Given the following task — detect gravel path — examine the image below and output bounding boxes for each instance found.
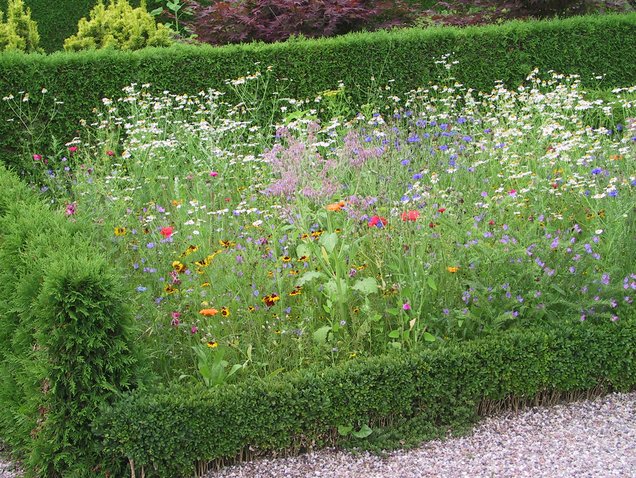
[0,449,20,478]
[207,391,636,478]
[1,391,635,478]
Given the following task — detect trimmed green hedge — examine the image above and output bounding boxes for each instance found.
[0,165,142,477]
[1,13,636,171]
[97,318,636,478]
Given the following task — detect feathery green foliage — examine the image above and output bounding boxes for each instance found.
[0,0,41,52]
[63,0,173,51]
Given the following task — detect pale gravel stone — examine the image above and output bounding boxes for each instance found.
[207,391,636,478]
[0,448,21,478]
[1,391,634,477]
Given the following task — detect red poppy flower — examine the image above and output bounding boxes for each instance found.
[402,210,420,221]
[438,208,446,213]
[368,215,387,228]
[160,226,174,238]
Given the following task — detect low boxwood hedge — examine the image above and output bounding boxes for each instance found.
[96,317,636,478]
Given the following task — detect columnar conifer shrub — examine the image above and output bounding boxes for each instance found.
[64,0,174,51]
[182,0,415,45]
[0,165,142,477]
[0,0,41,52]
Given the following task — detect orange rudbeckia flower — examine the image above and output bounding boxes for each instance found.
[326,200,346,211]
[199,308,219,316]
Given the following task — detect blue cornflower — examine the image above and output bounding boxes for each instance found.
[591,167,602,175]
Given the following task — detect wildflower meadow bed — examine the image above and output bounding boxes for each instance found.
[1,64,635,476]
[43,69,636,376]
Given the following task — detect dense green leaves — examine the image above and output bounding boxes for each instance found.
[0,165,142,477]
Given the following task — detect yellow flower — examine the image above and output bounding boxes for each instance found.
[220,307,230,317]
[114,227,127,236]
[262,294,280,307]
[181,244,199,257]
[206,341,218,348]
[172,261,186,273]
[447,266,460,273]
[164,284,178,294]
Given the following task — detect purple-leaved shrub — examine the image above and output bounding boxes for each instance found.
[182,0,415,45]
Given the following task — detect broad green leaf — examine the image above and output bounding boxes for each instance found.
[427,276,437,291]
[324,278,348,303]
[423,332,436,342]
[386,308,400,316]
[226,364,243,379]
[320,232,338,253]
[352,424,373,438]
[296,243,311,259]
[337,425,353,436]
[388,329,400,339]
[356,320,371,341]
[352,277,378,296]
[313,325,332,344]
[296,270,325,286]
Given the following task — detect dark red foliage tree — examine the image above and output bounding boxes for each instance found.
[182,0,416,45]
